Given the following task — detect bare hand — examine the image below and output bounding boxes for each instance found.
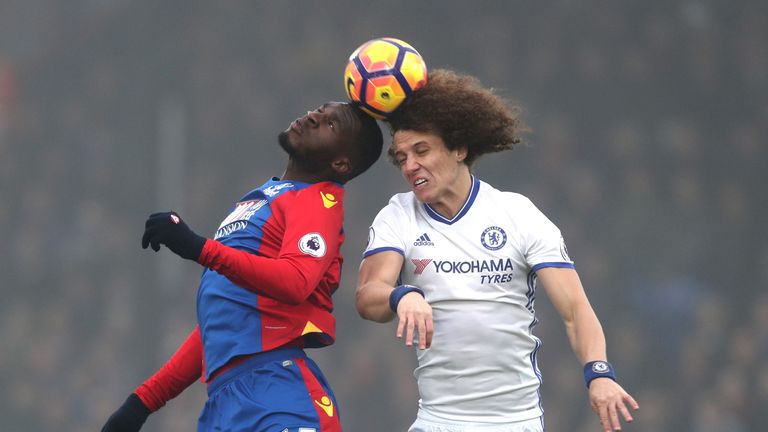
[589,378,639,431]
[395,292,433,349]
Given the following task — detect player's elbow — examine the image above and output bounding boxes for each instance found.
[356,306,388,323]
[251,274,312,305]
[275,285,314,305]
[269,261,319,305]
[354,300,375,321]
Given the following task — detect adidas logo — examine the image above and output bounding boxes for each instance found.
[413,233,435,247]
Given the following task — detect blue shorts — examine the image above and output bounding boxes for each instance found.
[198,347,341,432]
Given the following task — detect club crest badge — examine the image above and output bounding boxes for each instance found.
[480,226,507,251]
[592,361,610,373]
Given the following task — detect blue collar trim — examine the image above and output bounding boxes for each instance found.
[423,176,480,225]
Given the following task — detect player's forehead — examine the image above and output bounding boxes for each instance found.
[391,130,444,153]
[319,101,345,111]
[321,101,360,133]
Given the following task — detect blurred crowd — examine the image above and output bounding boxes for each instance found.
[0,1,766,431]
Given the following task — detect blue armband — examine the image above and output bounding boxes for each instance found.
[583,360,617,388]
[388,285,425,313]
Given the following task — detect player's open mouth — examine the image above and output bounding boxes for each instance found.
[414,178,427,188]
[291,119,302,133]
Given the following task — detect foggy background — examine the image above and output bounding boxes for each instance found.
[1,1,766,431]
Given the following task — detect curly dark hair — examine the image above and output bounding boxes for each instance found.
[386,69,526,167]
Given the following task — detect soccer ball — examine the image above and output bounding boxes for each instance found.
[344,37,428,120]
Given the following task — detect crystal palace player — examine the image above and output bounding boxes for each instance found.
[102,102,382,432]
[356,70,638,432]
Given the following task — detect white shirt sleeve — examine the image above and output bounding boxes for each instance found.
[519,196,574,269]
[363,198,407,258]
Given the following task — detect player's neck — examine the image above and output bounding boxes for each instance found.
[281,170,325,184]
[281,161,335,184]
[429,171,473,219]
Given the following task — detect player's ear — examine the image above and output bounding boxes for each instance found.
[455,146,468,162]
[331,157,351,176]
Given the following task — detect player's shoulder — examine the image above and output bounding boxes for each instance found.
[371,190,417,222]
[387,190,421,214]
[478,179,535,209]
[300,181,344,198]
[387,190,417,207]
[276,181,345,213]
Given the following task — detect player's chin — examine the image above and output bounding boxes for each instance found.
[413,188,434,204]
[278,131,298,155]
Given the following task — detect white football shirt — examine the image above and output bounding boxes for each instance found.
[364,177,574,424]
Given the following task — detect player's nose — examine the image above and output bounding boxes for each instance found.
[305,111,324,128]
[402,157,420,173]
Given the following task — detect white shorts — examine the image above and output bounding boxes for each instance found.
[408,414,544,432]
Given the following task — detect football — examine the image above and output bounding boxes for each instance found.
[344,37,428,120]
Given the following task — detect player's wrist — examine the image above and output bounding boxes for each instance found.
[185,234,207,261]
[583,360,617,388]
[101,393,151,432]
[125,393,151,419]
[388,285,425,312]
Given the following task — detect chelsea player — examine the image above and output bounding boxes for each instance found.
[356,70,639,432]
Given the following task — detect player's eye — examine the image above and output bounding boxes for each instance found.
[328,121,335,130]
[413,143,430,155]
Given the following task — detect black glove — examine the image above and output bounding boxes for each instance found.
[101,393,151,432]
[141,211,206,261]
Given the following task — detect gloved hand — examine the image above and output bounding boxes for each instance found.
[141,211,206,261]
[101,393,151,432]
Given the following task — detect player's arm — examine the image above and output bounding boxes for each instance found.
[102,327,203,432]
[134,326,204,410]
[200,187,343,304]
[537,267,639,432]
[141,193,342,305]
[537,267,605,363]
[356,251,404,322]
[356,251,433,348]
[198,239,335,305]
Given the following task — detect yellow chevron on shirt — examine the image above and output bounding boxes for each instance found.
[302,321,323,335]
[314,395,334,417]
[320,192,338,208]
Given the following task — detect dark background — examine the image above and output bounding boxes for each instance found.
[1,1,766,431]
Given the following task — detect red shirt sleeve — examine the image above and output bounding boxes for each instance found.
[197,183,344,305]
[134,326,204,412]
